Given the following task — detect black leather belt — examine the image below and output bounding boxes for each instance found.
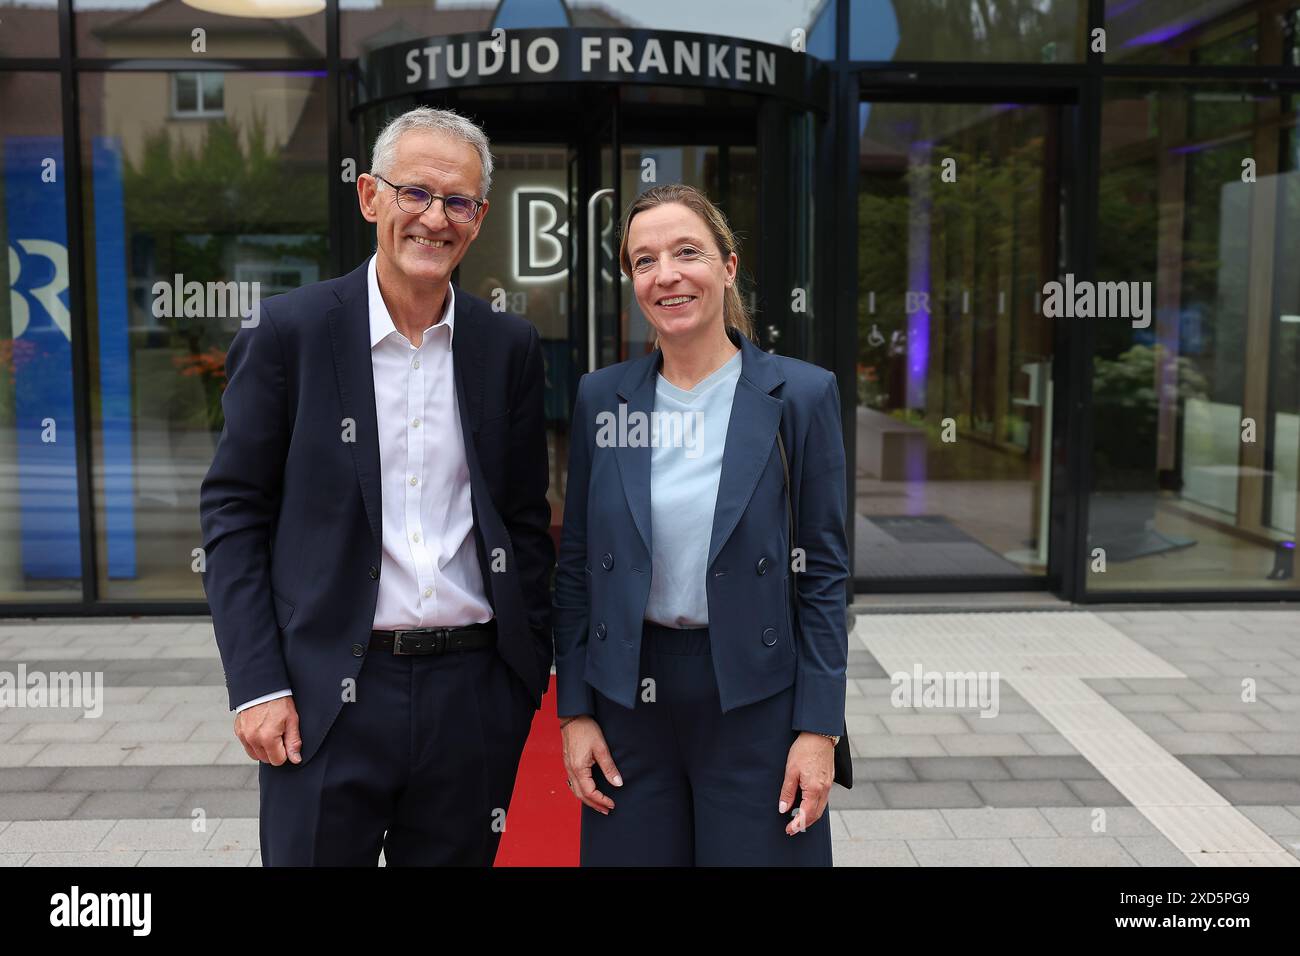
[370,620,497,655]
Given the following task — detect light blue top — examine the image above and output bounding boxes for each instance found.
[645,349,743,628]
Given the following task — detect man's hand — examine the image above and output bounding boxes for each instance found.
[234,697,302,765]
[779,732,835,836]
[560,716,622,814]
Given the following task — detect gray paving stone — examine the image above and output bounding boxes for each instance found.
[1177,755,1242,779]
[1234,733,1300,755]
[13,722,110,744]
[1250,713,1300,732]
[909,757,1010,781]
[139,849,255,866]
[206,818,259,851]
[1119,678,1202,694]
[831,839,917,867]
[849,758,916,782]
[1207,780,1300,805]
[1195,677,1283,696]
[827,782,885,810]
[98,818,223,851]
[1168,712,1266,733]
[103,721,200,743]
[1001,756,1101,780]
[23,851,144,867]
[907,838,1028,866]
[0,820,114,852]
[1181,694,1271,712]
[939,808,1056,839]
[1221,755,1300,779]
[121,743,225,766]
[72,790,188,820]
[1150,732,1257,755]
[0,854,30,866]
[1238,806,1300,836]
[963,713,1055,734]
[839,809,954,840]
[877,782,984,809]
[1124,712,1183,734]
[938,734,1036,757]
[148,766,255,791]
[181,789,261,818]
[1023,734,1079,756]
[881,714,970,735]
[826,810,850,840]
[1040,807,1160,837]
[51,766,161,791]
[1012,837,1140,866]
[845,714,886,735]
[1117,836,1194,866]
[1108,695,1192,713]
[0,792,88,820]
[0,768,61,792]
[971,780,1082,807]
[1063,779,1131,806]
[851,734,946,758]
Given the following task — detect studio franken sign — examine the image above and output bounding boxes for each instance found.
[358,28,826,110]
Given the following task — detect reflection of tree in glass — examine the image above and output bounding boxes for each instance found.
[120,114,327,431]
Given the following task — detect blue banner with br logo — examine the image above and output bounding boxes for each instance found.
[5,135,136,581]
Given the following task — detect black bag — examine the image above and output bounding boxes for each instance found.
[776,429,853,790]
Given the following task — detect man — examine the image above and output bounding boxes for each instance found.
[199,107,554,866]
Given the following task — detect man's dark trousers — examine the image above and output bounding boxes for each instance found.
[259,641,535,866]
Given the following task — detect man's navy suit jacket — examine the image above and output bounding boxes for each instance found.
[199,258,555,764]
[552,328,850,737]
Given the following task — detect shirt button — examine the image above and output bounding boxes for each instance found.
[368,566,378,579]
[423,587,432,598]
[410,476,418,486]
[412,532,420,542]
[411,418,421,428]
[413,359,420,369]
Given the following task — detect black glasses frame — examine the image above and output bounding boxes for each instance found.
[373,175,483,222]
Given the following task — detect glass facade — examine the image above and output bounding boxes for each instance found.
[1,0,1297,610]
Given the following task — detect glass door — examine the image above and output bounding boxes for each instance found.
[852,97,1067,588]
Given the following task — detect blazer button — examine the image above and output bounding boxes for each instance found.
[756,556,770,575]
[601,553,614,570]
[368,566,379,579]
[761,627,778,646]
[595,622,607,640]
[351,643,365,657]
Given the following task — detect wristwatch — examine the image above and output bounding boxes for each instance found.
[819,733,841,746]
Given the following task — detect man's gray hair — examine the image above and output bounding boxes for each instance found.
[369,106,494,199]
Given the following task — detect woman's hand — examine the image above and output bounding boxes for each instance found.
[779,732,835,835]
[560,716,623,815]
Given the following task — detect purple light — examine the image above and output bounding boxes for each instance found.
[1123,21,1204,48]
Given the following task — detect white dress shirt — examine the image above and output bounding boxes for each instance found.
[235,255,493,713]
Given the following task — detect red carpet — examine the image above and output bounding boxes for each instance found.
[494,674,580,866]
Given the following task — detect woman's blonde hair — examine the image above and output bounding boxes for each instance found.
[616,183,755,344]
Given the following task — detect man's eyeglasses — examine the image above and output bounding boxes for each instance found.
[374,175,483,222]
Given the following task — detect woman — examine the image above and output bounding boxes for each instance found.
[552,183,849,866]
